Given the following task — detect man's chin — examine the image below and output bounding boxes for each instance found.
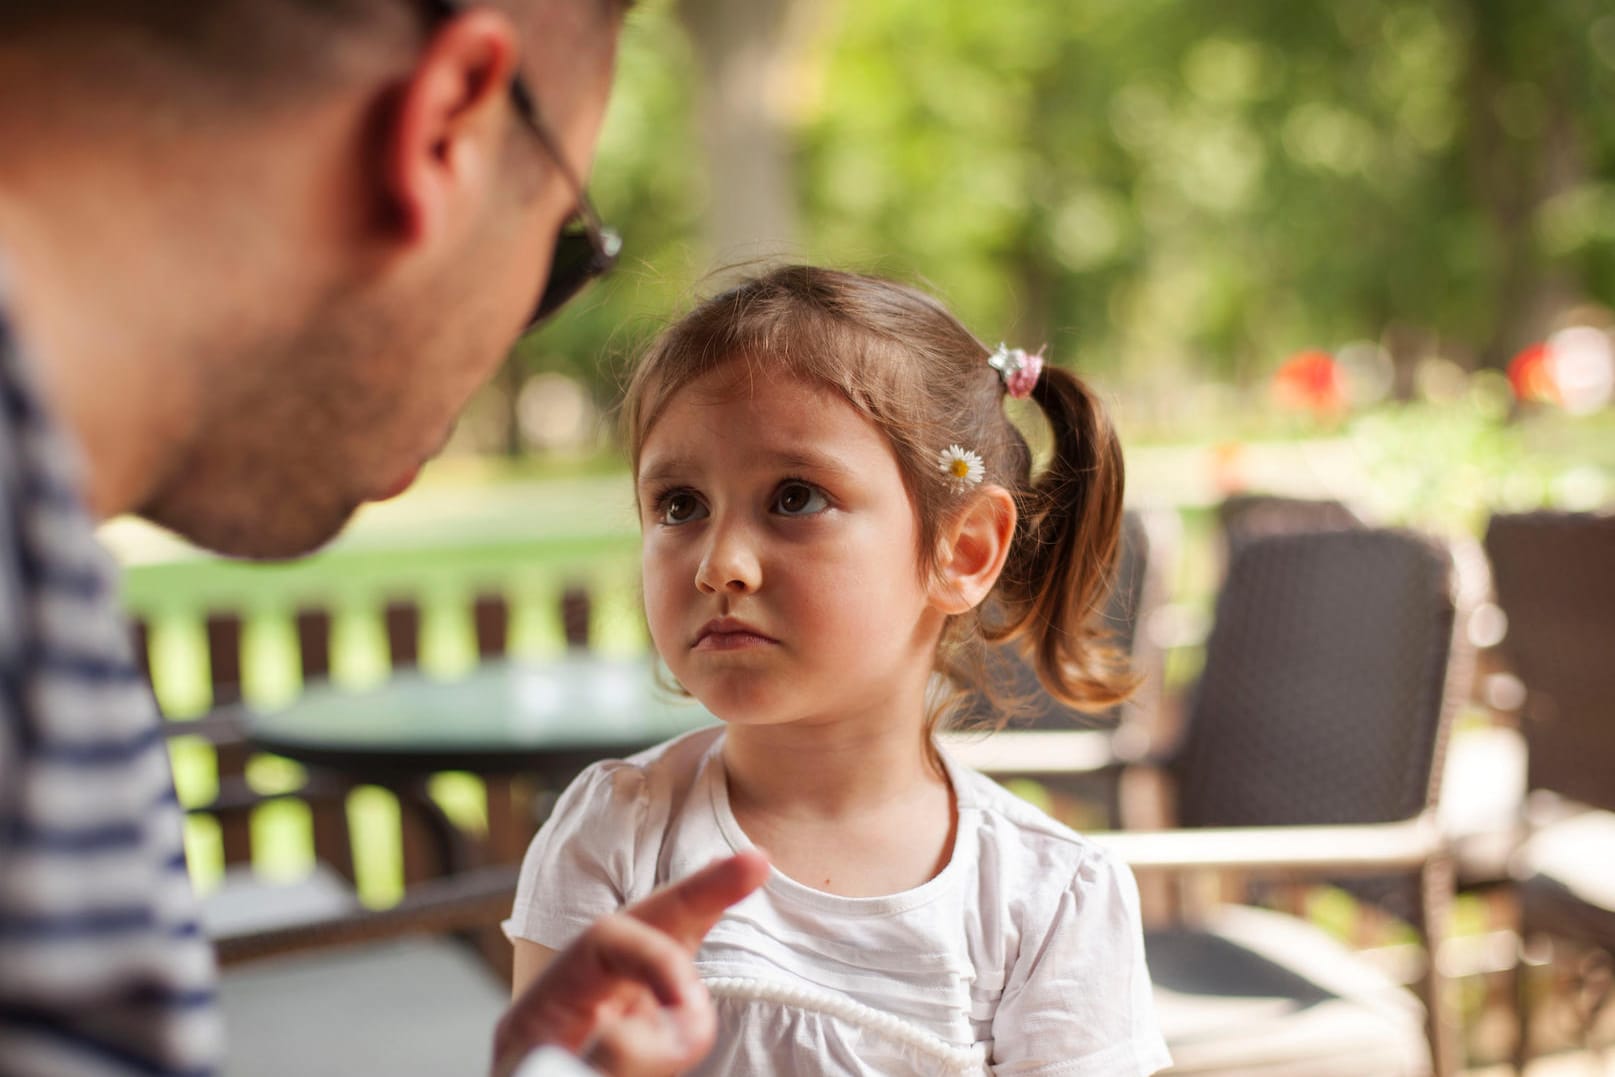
[138,493,360,561]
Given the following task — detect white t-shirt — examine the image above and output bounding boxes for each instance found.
[505,727,1170,1076]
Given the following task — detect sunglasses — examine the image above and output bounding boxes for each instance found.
[422,0,622,329]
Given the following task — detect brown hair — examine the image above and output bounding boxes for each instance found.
[624,265,1133,730]
[0,0,622,112]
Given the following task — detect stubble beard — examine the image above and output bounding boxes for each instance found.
[137,405,365,560]
[135,307,392,560]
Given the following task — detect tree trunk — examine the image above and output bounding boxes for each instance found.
[1456,0,1583,369]
[675,0,802,274]
[499,357,523,459]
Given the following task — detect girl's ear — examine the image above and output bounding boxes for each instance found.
[929,485,1017,615]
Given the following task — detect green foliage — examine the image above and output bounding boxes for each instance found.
[507,3,707,399]
[801,0,1615,384]
[1350,399,1615,534]
[509,1,1615,422]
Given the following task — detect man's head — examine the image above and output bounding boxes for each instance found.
[0,0,624,556]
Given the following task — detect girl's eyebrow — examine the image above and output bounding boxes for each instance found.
[764,448,857,477]
[637,447,855,490]
[636,458,686,490]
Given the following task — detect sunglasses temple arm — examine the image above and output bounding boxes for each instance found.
[508,79,611,241]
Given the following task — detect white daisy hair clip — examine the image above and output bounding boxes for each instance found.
[937,444,985,491]
[988,342,1046,400]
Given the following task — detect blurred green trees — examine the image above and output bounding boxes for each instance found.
[500,0,1615,443]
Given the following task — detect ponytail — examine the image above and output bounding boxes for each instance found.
[992,366,1135,713]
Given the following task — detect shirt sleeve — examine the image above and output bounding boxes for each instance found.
[0,302,222,1076]
[989,849,1171,1077]
[503,759,651,950]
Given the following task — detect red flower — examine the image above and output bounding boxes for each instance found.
[1272,350,1346,417]
[1507,343,1557,404]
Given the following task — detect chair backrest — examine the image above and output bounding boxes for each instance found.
[1174,528,1470,830]
[957,507,1178,730]
[473,592,510,657]
[1216,494,1365,574]
[205,612,246,706]
[384,600,422,670]
[134,608,357,877]
[136,588,584,918]
[1484,510,1615,814]
[1102,508,1167,669]
[201,611,254,866]
[295,608,334,680]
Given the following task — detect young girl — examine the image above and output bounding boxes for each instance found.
[505,266,1169,1075]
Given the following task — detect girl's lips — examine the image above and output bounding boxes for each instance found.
[694,618,777,651]
[694,630,777,652]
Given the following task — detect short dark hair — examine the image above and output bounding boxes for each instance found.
[2,0,624,106]
[0,1,407,103]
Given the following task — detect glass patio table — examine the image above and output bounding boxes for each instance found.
[245,656,718,788]
[243,656,1130,867]
[243,655,1121,841]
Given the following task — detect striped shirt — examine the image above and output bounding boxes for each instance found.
[0,276,221,1074]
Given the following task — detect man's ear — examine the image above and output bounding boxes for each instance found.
[383,9,522,243]
[929,485,1016,616]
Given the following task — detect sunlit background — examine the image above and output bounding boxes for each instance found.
[106,5,1614,1046]
[472,0,1613,522]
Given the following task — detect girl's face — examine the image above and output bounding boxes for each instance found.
[636,364,950,731]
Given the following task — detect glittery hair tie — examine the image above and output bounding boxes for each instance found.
[988,343,1045,400]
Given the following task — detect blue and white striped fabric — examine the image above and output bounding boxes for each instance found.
[0,280,221,1074]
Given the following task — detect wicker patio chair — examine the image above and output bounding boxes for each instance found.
[135,597,526,1076]
[1215,492,1366,569]
[1090,527,1483,1076]
[1484,510,1615,1068]
[137,605,482,944]
[1214,494,1479,917]
[202,585,598,965]
[210,586,617,1074]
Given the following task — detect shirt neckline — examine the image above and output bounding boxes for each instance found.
[702,733,972,917]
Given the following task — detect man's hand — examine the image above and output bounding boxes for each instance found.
[493,851,770,1077]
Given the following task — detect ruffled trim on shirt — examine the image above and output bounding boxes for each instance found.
[705,976,987,1072]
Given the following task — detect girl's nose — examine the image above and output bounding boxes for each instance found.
[696,524,761,595]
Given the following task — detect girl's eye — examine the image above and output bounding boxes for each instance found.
[659,491,707,525]
[773,481,829,517]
